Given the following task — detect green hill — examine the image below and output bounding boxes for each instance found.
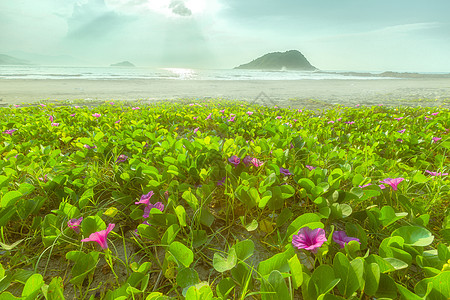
[235,50,317,71]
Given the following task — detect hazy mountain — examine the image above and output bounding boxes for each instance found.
[235,50,317,71]
[0,54,31,65]
[5,51,88,66]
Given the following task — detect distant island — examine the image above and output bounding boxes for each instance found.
[0,54,30,65]
[110,61,135,67]
[235,50,317,71]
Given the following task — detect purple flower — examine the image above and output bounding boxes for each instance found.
[242,156,253,166]
[194,127,199,134]
[49,115,54,122]
[394,117,403,121]
[116,154,128,163]
[81,223,115,249]
[425,170,448,176]
[306,165,315,171]
[432,137,441,143]
[379,184,386,190]
[431,112,438,116]
[396,139,403,143]
[380,177,404,191]
[135,191,155,206]
[228,116,235,122]
[344,121,355,124]
[359,183,372,188]
[280,167,292,176]
[217,177,226,186]
[333,231,360,248]
[68,217,83,233]
[292,227,327,253]
[206,113,212,120]
[143,202,165,218]
[398,129,405,133]
[38,175,48,183]
[3,129,17,135]
[70,113,76,117]
[51,123,60,127]
[425,116,432,121]
[228,155,240,166]
[92,113,101,118]
[115,119,121,123]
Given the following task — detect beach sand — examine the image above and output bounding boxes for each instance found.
[0,78,449,109]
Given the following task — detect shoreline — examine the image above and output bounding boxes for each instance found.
[0,78,449,109]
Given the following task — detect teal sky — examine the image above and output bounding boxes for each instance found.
[1,0,449,71]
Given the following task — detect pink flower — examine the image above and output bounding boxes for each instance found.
[398,129,406,133]
[306,165,315,171]
[92,113,101,118]
[432,137,441,143]
[280,167,292,176]
[40,104,46,107]
[337,118,342,122]
[394,117,403,121]
[425,170,448,176]
[293,119,298,122]
[276,116,282,120]
[217,177,226,186]
[425,116,432,121]
[298,109,302,113]
[247,111,253,116]
[251,158,264,167]
[193,116,198,120]
[333,231,360,248]
[206,113,212,120]
[220,109,225,113]
[116,154,128,163]
[228,155,240,166]
[81,223,115,249]
[345,121,355,124]
[380,177,404,191]
[51,123,60,126]
[328,121,335,124]
[132,107,140,110]
[110,102,114,105]
[3,129,17,135]
[38,175,48,182]
[397,139,403,143]
[228,116,235,122]
[115,120,121,123]
[135,191,155,206]
[292,227,327,253]
[431,112,438,116]
[194,127,199,134]
[14,104,20,108]
[359,183,372,188]
[356,104,360,107]
[70,113,76,117]
[75,106,80,108]
[379,184,386,190]
[143,202,165,218]
[68,217,83,233]
[49,115,54,122]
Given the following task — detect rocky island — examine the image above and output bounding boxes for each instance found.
[0,54,30,65]
[110,61,135,67]
[235,50,317,71]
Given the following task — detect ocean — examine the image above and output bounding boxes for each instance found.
[0,65,389,80]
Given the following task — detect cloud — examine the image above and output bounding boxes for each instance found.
[169,1,192,17]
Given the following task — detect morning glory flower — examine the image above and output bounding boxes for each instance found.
[194,127,199,134]
[143,202,165,218]
[115,119,121,123]
[116,154,128,163]
[380,177,404,191]
[359,183,372,188]
[328,121,335,124]
[135,191,155,206]
[242,156,253,166]
[431,112,438,116]
[206,113,212,120]
[49,115,54,122]
[292,227,327,253]
[397,139,403,143]
[92,113,101,118]
[38,175,48,182]
[425,116,432,121]
[81,223,115,250]
[14,104,20,108]
[251,158,264,167]
[228,116,235,122]
[132,107,140,110]
[425,170,448,176]
[394,117,403,121]
[228,155,240,166]
[280,167,292,176]
[67,217,83,233]
[398,129,406,133]
[3,129,17,135]
[306,165,316,171]
[217,177,226,186]
[333,231,360,248]
[432,137,441,143]
[247,111,253,116]
[276,116,282,119]
[344,121,355,124]
[51,123,60,126]
[70,113,76,117]
[220,109,225,113]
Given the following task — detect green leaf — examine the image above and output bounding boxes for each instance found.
[174,205,187,227]
[375,273,397,299]
[216,278,235,299]
[176,268,199,289]
[310,265,340,296]
[415,271,450,299]
[47,276,65,300]
[288,254,303,289]
[232,240,254,261]
[364,262,380,296]
[413,172,428,183]
[265,270,290,300]
[396,283,423,300]
[79,188,94,209]
[379,206,408,227]
[22,273,44,299]
[81,215,106,237]
[182,190,198,210]
[213,248,237,273]
[333,252,360,298]
[1,191,22,208]
[391,226,434,247]
[258,247,294,277]
[169,241,193,268]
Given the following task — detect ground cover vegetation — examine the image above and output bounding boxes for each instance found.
[0,99,449,299]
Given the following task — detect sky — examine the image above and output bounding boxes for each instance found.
[1,0,449,71]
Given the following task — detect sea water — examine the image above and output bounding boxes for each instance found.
[0,65,388,80]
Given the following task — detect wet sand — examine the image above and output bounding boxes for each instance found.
[0,78,449,109]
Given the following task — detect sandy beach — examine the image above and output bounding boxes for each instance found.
[0,78,449,109]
